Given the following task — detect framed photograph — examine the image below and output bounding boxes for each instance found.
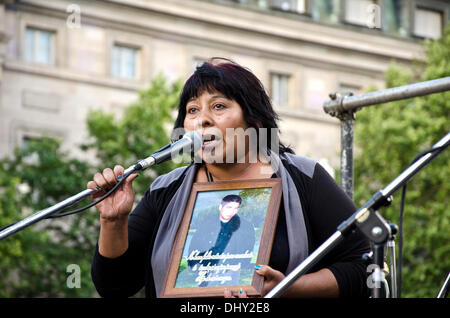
[161,178,282,298]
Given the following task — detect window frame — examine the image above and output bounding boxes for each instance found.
[11,123,65,155]
[110,42,140,80]
[410,0,447,39]
[342,0,381,29]
[23,26,57,66]
[269,71,291,108]
[268,0,312,16]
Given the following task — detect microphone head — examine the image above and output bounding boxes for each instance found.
[184,130,203,152]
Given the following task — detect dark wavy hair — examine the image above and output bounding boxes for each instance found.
[172,57,294,154]
[221,194,242,206]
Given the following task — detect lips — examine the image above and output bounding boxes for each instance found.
[201,133,221,150]
[202,134,216,144]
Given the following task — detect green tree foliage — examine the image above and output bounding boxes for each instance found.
[0,137,94,297]
[82,74,183,198]
[0,75,182,296]
[353,29,450,297]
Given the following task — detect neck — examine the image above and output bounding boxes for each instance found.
[206,161,254,181]
[204,152,273,181]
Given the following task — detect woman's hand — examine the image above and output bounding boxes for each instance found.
[223,265,285,298]
[87,165,138,223]
[224,288,248,298]
[223,265,339,298]
[255,265,286,296]
[256,265,339,298]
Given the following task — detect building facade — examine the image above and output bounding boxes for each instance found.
[0,0,447,174]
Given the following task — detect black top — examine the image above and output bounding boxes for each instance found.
[186,214,256,287]
[91,160,370,298]
[188,214,255,267]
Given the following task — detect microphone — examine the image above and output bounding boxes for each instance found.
[136,130,203,170]
[0,130,203,241]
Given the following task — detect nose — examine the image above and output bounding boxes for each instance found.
[195,109,213,130]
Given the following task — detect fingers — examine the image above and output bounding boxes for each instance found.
[224,288,233,298]
[238,288,248,298]
[87,180,98,192]
[255,265,280,280]
[87,166,120,192]
[113,165,139,185]
[93,171,109,191]
[87,165,139,200]
[103,167,117,188]
[255,265,271,277]
[113,165,124,179]
[222,266,281,299]
[224,288,247,298]
[255,265,286,296]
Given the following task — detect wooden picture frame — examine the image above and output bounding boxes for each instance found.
[161,178,282,298]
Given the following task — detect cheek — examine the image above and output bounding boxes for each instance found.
[220,114,249,140]
[183,117,195,131]
[225,208,235,215]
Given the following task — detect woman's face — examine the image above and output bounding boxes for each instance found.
[183,90,250,164]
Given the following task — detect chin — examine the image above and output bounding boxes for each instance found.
[199,148,227,164]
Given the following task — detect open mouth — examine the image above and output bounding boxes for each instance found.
[202,134,219,146]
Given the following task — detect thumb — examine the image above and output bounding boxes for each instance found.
[125,172,139,184]
[255,265,277,279]
[121,173,138,194]
[255,265,286,296]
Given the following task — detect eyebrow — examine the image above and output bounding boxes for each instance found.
[211,95,228,100]
[188,95,229,102]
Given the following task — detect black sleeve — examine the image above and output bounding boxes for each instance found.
[307,164,370,298]
[91,188,159,298]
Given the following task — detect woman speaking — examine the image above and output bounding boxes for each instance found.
[89,58,370,298]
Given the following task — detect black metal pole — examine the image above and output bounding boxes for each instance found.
[340,112,355,199]
[324,77,450,199]
[265,133,449,298]
[323,77,450,115]
[371,243,385,298]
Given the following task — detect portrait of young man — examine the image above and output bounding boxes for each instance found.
[185,194,256,287]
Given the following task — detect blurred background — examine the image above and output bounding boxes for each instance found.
[0,0,448,298]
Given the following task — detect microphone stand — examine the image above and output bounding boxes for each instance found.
[387,224,398,298]
[265,132,449,298]
[0,157,156,241]
[0,130,202,241]
[437,272,450,298]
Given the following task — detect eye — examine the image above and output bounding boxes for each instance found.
[213,103,226,110]
[187,106,198,114]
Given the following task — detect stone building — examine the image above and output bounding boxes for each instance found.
[0,0,447,175]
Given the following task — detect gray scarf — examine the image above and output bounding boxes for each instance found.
[151,152,314,297]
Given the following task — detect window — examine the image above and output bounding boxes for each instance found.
[24,27,55,65]
[383,0,407,37]
[311,0,339,24]
[269,0,307,14]
[344,0,380,28]
[270,73,290,107]
[21,135,41,150]
[111,44,139,79]
[20,135,43,166]
[413,7,443,39]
